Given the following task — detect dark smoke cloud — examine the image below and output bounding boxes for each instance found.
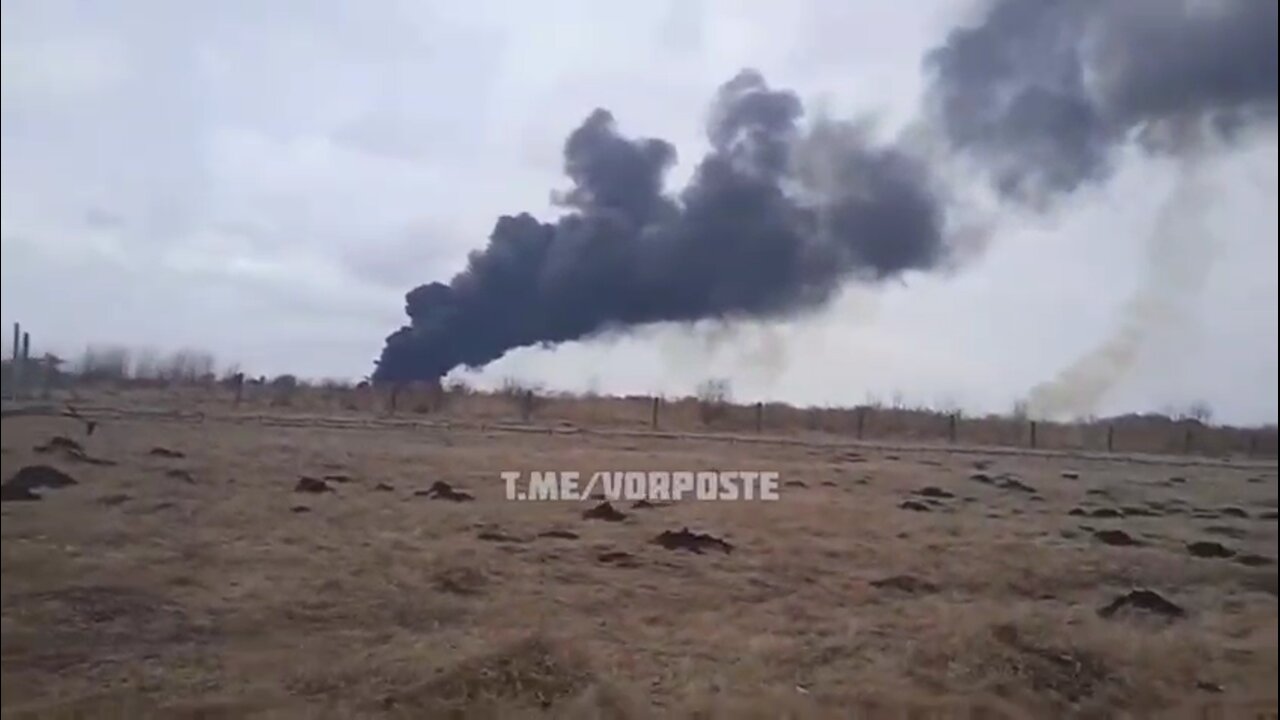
[925,0,1277,204]
[374,70,945,382]
[375,1,1278,382]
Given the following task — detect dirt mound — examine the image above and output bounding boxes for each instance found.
[1168,476,1187,484]
[997,475,1037,493]
[870,575,939,594]
[34,436,83,454]
[597,551,640,567]
[652,528,733,554]
[1098,590,1185,620]
[969,472,1035,493]
[290,505,311,513]
[417,481,474,502]
[34,436,115,466]
[899,500,932,512]
[1187,541,1235,559]
[97,493,130,507]
[914,486,955,499]
[1203,525,1249,539]
[1218,507,1249,518]
[784,480,807,488]
[323,474,355,484]
[165,469,195,484]
[294,476,333,494]
[1093,529,1142,547]
[1068,508,1087,516]
[1236,553,1275,567]
[148,447,185,459]
[1089,508,1123,518]
[1061,471,1080,480]
[1120,506,1158,517]
[538,529,579,540]
[631,499,662,509]
[582,502,627,522]
[1261,511,1279,520]
[477,530,525,543]
[2,465,79,502]
[374,482,395,492]
[433,566,488,596]
[1,483,40,501]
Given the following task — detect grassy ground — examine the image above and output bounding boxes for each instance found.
[2,406,1277,718]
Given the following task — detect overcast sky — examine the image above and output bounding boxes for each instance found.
[2,0,1276,424]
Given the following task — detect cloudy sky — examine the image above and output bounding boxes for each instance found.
[2,0,1276,424]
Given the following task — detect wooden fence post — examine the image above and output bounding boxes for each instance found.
[521,390,534,422]
[9,322,19,400]
[1183,427,1193,454]
[948,414,957,443]
[1029,421,1038,449]
[856,407,866,440]
[651,396,659,430]
[755,402,764,433]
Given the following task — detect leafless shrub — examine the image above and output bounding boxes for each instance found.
[75,345,132,382]
[270,374,299,406]
[500,377,545,420]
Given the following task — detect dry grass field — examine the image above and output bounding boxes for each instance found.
[2,396,1278,718]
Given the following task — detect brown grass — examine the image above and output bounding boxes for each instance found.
[2,392,1278,718]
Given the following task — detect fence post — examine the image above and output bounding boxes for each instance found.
[1183,427,1193,454]
[651,396,659,430]
[755,402,764,433]
[1106,424,1114,452]
[1029,421,1038,449]
[9,322,19,400]
[856,407,866,440]
[948,414,957,443]
[1249,433,1259,457]
[233,372,245,407]
[521,390,534,422]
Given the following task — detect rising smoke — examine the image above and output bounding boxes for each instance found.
[375,0,1277,389]
[1025,153,1216,418]
[374,70,945,381]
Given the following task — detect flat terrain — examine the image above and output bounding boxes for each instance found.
[2,409,1277,718]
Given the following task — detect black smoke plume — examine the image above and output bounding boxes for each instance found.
[925,0,1277,205]
[374,71,945,382]
[376,1,1277,383]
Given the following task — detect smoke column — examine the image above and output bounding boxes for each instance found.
[374,71,946,382]
[376,0,1276,386]
[925,0,1276,415]
[1025,153,1214,418]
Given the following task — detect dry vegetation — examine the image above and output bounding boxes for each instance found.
[2,374,1278,718]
